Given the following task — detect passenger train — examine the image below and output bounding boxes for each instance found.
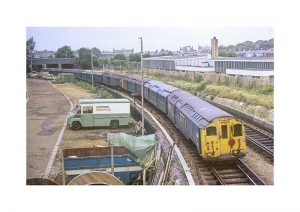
[67,69,246,161]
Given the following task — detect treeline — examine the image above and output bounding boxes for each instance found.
[219,38,274,52]
[77,47,143,70]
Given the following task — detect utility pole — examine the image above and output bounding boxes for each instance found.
[110,140,114,175]
[30,54,33,72]
[91,49,94,87]
[139,37,145,136]
[65,50,67,58]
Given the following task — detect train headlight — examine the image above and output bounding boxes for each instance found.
[229,139,235,146]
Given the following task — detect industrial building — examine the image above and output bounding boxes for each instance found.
[212,57,274,83]
[143,55,214,72]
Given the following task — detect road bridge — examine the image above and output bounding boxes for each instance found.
[32,58,76,69]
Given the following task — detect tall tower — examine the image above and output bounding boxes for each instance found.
[211,36,219,59]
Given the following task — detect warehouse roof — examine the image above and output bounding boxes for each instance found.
[143,55,208,61]
[211,57,273,62]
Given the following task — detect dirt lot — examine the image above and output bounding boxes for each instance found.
[51,83,136,184]
[26,79,69,179]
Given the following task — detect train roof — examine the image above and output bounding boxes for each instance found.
[125,75,151,83]
[168,90,232,128]
[145,80,179,97]
[102,72,124,78]
[82,70,103,75]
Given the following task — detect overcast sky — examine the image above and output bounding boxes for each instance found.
[27,27,273,52]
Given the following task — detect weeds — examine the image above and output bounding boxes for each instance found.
[88,70,274,109]
[75,80,113,98]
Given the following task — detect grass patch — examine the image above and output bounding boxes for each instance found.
[96,70,274,109]
[75,80,113,98]
[203,84,273,109]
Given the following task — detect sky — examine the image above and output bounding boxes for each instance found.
[27,27,273,52]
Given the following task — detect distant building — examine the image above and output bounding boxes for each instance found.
[143,55,214,72]
[178,46,198,56]
[211,57,274,83]
[144,50,159,56]
[211,37,219,59]
[34,50,55,58]
[113,48,134,57]
[73,50,79,58]
[198,45,211,55]
[236,49,274,57]
[100,51,115,59]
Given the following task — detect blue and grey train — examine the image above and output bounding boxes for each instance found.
[73,70,246,161]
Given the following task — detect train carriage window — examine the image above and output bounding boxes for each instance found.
[233,124,243,136]
[82,106,93,114]
[206,126,217,136]
[221,125,228,138]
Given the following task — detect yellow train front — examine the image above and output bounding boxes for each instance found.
[200,117,246,161]
[168,90,246,161]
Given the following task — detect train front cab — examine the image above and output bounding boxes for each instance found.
[200,117,246,161]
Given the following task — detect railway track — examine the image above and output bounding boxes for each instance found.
[244,122,274,161]
[138,101,266,185]
[208,159,265,185]
[100,85,266,185]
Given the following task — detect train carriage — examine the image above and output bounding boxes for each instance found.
[81,72,88,81]
[74,71,81,80]
[136,77,150,96]
[86,72,92,83]
[168,90,246,161]
[144,80,179,114]
[93,71,103,85]
[125,77,136,93]
[110,74,123,88]
[102,73,111,85]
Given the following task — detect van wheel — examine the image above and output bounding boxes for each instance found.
[72,121,81,130]
[110,120,119,129]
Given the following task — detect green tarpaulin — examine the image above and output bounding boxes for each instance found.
[107,133,157,164]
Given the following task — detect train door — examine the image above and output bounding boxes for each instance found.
[204,125,221,157]
[219,122,231,155]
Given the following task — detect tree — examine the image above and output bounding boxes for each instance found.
[227,52,237,57]
[55,46,75,58]
[112,54,126,61]
[143,53,151,58]
[129,53,141,62]
[26,37,35,73]
[78,47,92,69]
[218,51,228,57]
[92,47,101,57]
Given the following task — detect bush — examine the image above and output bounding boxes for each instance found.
[194,75,203,83]
[90,86,98,94]
[258,85,274,95]
[75,80,114,99]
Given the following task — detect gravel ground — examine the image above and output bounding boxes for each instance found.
[241,147,274,185]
